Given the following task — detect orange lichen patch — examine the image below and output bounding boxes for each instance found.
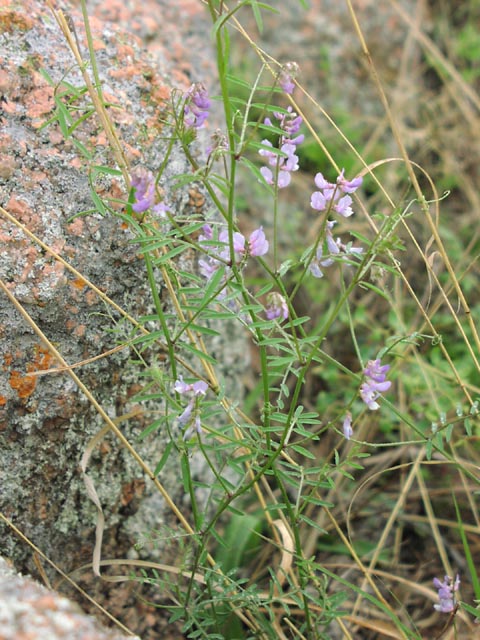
[109,64,142,81]
[9,345,56,399]
[150,83,170,105]
[0,8,34,32]
[71,277,87,290]
[5,195,29,217]
[33,345,54,371]
[0,68,10,93]
[91,130,108,147]
[10,370,36,399]
[66,217,85,237]
[116,43,136,61]
[0,396,7,406]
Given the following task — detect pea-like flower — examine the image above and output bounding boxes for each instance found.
[310,170,362,218]
[433,575,460,613]
[360,359,391,410]
[342,412,353,439]
[184,83,211,129]
[198,224,269,281]
[130,167,168,216]
[309,220,363,278]
[174,375,208,439]
[259,106,303,189]
[278,61,299,95]
[265,292,288,321]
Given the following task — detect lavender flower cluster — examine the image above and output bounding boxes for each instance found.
[360,359,392,411]
[184,83,211,129]
[309,171,364,278]
[342,359,392,440]
[433,574,460,613]
[130,167,168,216]
[198,224,269,282]
[174,375,208,439]
[259,106,304,189]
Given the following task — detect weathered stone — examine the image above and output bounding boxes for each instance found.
[0,556,141,640]
[0,5,247,636]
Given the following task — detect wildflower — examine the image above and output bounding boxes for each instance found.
[131,167,156,213]
[258,106,303,189]
[129,167,168,216]
[198,225,269,281]
[175,375,208,397]
[308,220,362,278]
[342,412,353,439]
[310,170,362,217]
[174,376,208,439]
[206,129,228,158]
[265,292,288,321]
[247,227,269,257]
[433,575,460,613]
[184,83,210,129]
[360,358,391,410]
[337,169,363,193]
[259,140,299,189]
[278,61,299,95]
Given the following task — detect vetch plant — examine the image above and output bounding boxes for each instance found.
[27,1,480,639]
[433,575,460,614]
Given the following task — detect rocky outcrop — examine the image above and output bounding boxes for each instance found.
[0,2,245,636]
[0,556,141,640]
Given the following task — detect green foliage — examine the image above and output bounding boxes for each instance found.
[38,0,480,637]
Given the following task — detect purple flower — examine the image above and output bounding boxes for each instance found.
[309,221,362,278]
[174,376,208,438]
[260,166,292,189]
[131,167,156,213]
[184,83,211,129]
[130,167,168,216]
[360,359,391,410]
[342,412,353,439]
[248,227,269,257]
[265,292,288,321]
[278,61,299,95]
[175,375,208,396]
[258,106,303,189]
[334,195,354,218]
[177,400,194,427]
[198,225,269,284]
[433,575,460,613]
[310,170,362,218]
[337,170,363,193]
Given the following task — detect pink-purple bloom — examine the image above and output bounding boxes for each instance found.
[130,167,167,216]
[309,220,363,278]
[342,412,353,440]
[310,170,362,217]
[265,292,289,321]
[131,167,155,213]
[360,359,391,410]
[278,61,299,95]
[259,106,303,189]
[174,376,208,396]
[184,83,211,129]
[174,375,208,438]
[433,575,460,613]
[198,224,269,281]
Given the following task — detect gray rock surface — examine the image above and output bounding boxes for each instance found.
[0,3,246,635]
[0,556,141,640]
